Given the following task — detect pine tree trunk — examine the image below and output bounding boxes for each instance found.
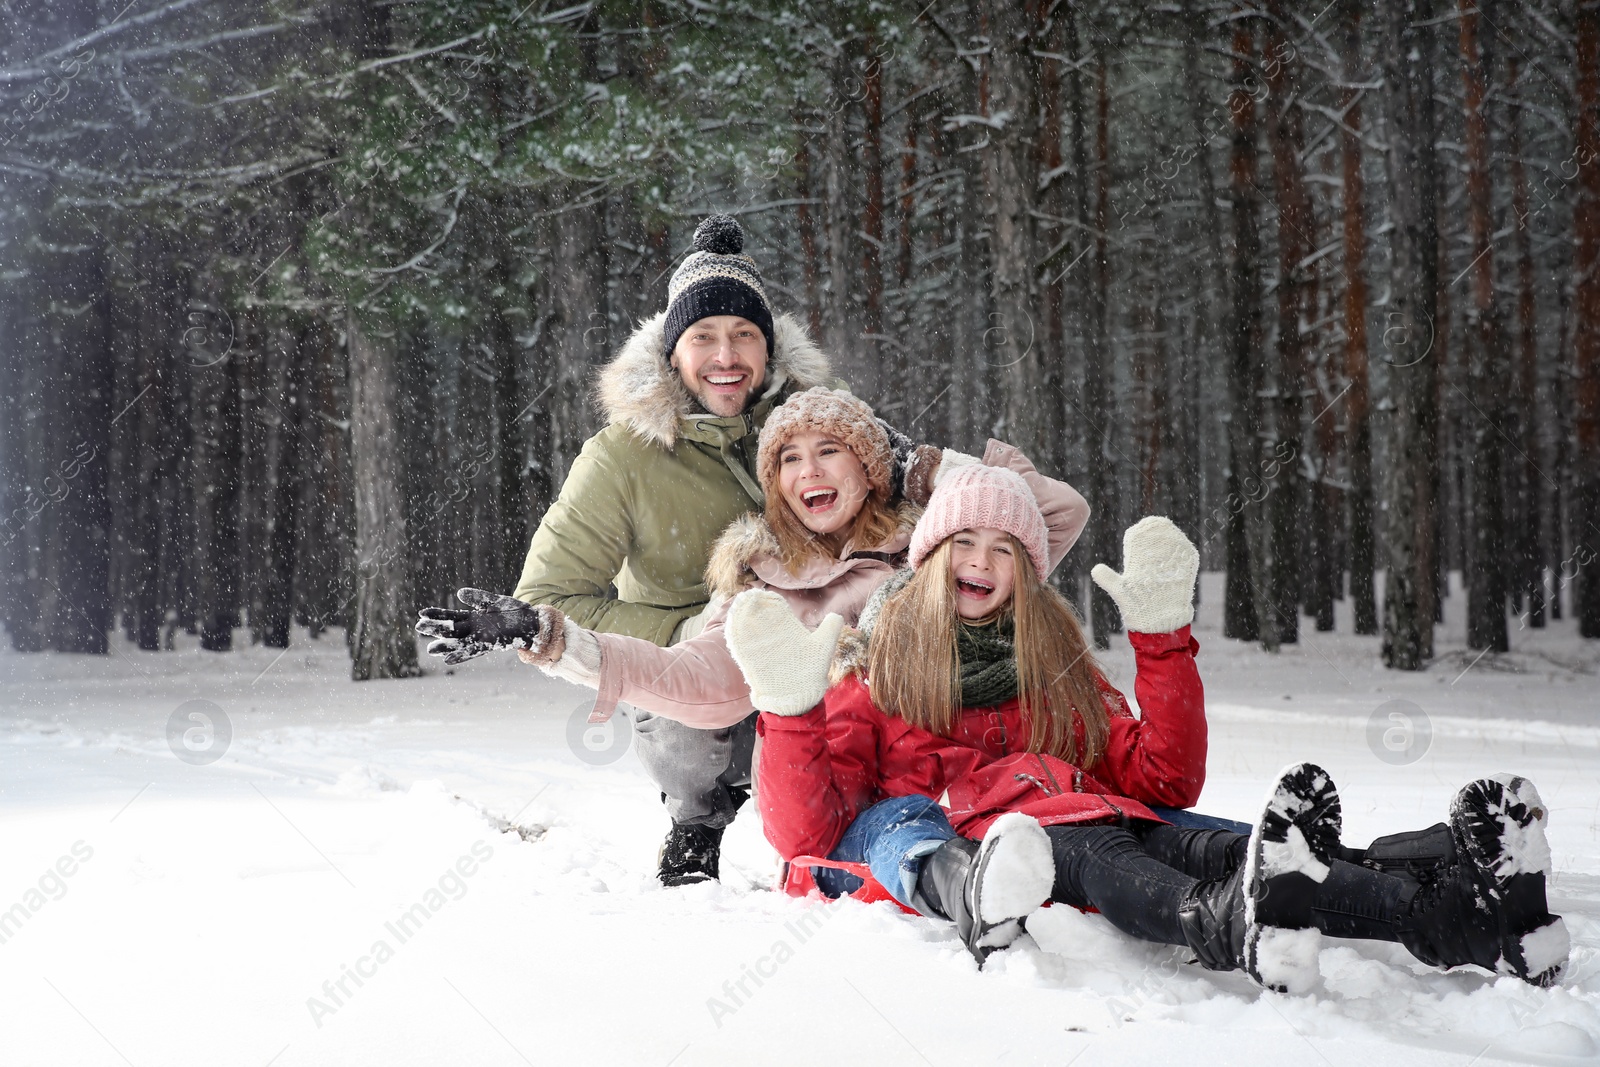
[490,228,528,595]
[190,287,242,651]
[547,200,606,486]
[130,237,179,651]
[1340,0,1377,636]
[45,239,115,654]
[293,316,337,639]
[1573,0,1600,638]
[346,305,420,680]
[861,40,885,353]
[259,321,308,649]
[1550,291,1569,621]
[796,135,824,343]
[823,47,856,365]
[981,0,1041,460]
[1507,58,1546,628]
[1036,5,1076,601]
[1379,0,1443,669]
[0,280,28,649]
[898,109,918,293]
[1225,14,1266,646]
[1432,227,1451,626]
[1264,1,1308,645]
[1085,51,1122,647]
[1458,0,1510,652]
[1179,0,1226,570]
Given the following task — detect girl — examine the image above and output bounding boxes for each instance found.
[724,465,1568,990]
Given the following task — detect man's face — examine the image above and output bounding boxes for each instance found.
[670,316,768,417]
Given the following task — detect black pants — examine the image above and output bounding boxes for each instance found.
[1046,823,1410,948]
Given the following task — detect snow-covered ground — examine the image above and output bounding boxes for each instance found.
[2,573,1597,1067]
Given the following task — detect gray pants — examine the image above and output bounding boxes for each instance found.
[631,708,757,829]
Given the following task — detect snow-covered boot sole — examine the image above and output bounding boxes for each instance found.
[1243,763,1340,993]
[1450,775,1569,986]
[966,814,1055,965]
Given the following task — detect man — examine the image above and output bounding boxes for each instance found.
[514,215,835,884]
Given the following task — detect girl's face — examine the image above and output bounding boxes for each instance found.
[777,430,870,536]
[948,528,1016,620]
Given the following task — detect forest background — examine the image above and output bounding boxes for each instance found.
[2,0,1597,680]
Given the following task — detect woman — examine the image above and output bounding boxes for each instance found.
[723,466,1569,990]
[421,386,1089,884]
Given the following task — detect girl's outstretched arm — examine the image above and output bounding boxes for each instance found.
[1088,517,1207,807]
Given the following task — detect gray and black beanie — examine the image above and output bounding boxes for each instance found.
[662,214,775,360]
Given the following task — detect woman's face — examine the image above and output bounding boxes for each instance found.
[948,528,1017,620]
[777,430,870,537]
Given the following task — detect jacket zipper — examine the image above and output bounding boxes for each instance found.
[1037,754,1066,796]
[1013,755,1066,798]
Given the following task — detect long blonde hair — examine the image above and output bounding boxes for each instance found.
[866,535,1111,769]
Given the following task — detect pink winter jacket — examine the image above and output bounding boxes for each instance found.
[584,440,1090,728]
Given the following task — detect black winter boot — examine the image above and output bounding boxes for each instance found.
[658,822,724,886]
[1180,762,1340,993]
[912,814,1054,967]
[1175,861,1251,973]
[1312,824,1454,941]
[1397,776,1568,986]
[1351,822,1456,886]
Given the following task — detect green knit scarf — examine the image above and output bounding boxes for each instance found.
[955,615,1018,708]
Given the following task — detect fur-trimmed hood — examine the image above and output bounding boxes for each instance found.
[704,501,921,601]
[595,310,833,449]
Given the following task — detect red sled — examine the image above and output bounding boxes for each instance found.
[780,855,918,913]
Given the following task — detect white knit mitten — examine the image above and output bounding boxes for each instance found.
[1090,516,1200,633]
[724,589,844,716]
[934,448,982,487]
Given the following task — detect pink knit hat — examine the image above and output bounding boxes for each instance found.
[909,463,1049,578]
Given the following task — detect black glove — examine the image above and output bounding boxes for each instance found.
[878,416,943,504]
[415,588,546,665]
[876,416,918,497]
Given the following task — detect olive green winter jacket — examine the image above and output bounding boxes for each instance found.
[511,310,834,646]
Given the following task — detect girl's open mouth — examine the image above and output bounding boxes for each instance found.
[955,576,994,599]
[801,487,839,513]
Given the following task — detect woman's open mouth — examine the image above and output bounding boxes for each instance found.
[800,487,839,513]
[955,576,995,600]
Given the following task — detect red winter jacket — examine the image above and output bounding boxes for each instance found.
[755,627,1206,861]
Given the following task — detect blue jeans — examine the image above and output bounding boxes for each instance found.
[811,795,956,905]
[1149,807,1251,834]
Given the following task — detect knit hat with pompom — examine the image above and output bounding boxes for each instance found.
[909,463,1049,579]
[662,214,774,361]
[756,387,894,504]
